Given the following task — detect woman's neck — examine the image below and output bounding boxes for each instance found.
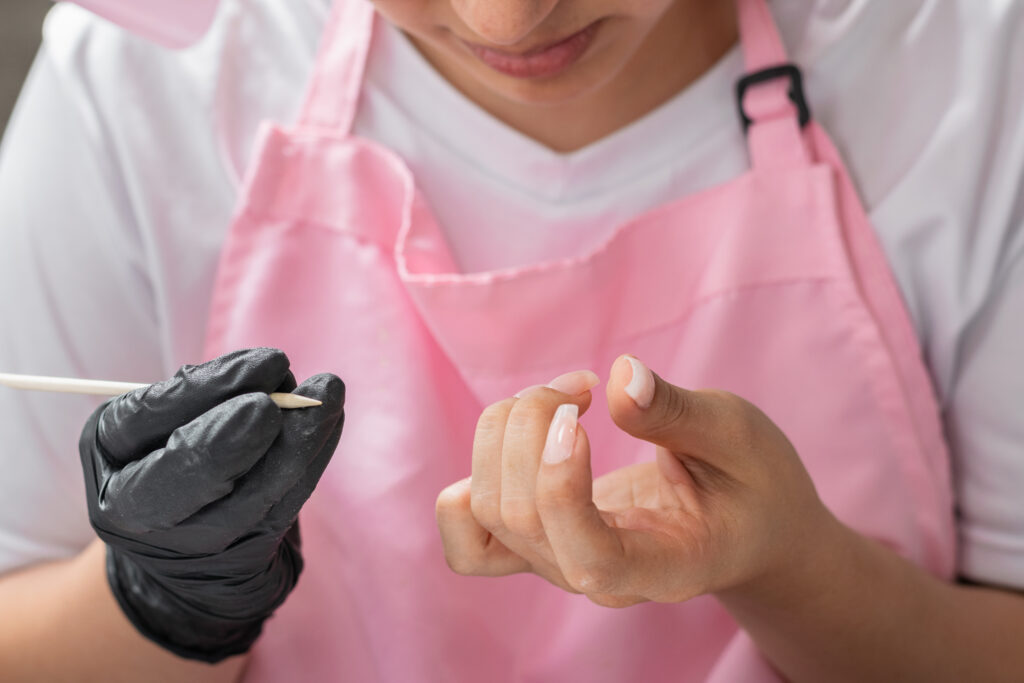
[410,1,739,153]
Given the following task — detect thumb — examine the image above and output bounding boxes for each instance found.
[606,355,735,463]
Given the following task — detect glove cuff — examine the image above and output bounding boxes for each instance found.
[105,543,302,663]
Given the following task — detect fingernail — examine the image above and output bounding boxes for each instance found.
[514,385,545,398]
[546,370,599,396]
[542,404,579,465]
[624,357,655,409]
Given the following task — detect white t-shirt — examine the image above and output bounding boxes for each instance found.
[0,0,1022,588]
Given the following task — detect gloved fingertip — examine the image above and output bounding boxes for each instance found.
[236,390,284,422]
[294,373,346,411]
[222,393,284,442]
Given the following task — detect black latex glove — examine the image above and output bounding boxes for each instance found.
[78,348,345,662]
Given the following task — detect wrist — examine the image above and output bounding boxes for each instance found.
[715,504,858,616]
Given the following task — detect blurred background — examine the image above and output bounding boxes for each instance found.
[1,1,51,137]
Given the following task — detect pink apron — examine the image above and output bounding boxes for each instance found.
[204,0,956,680]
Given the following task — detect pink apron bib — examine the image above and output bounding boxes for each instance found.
[204,0,956,679]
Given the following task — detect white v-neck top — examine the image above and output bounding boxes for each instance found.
[360,18,747,273]
[0,0,1022,589]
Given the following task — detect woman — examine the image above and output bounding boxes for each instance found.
[0,0,1022,680]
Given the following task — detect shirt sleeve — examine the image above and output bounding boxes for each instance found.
[950,244,1024,589]
[0,14,166,574]
[942,2,1024,590]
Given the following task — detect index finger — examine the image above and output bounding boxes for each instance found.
[98,348,293,466]
[537,423,702,602]
[534,423,630,595]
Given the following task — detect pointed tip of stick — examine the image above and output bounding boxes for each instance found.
[268,392,323,409]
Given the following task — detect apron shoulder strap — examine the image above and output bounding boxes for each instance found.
[735,0,812,168]
[297,0,376,133]
[737,0,788,72]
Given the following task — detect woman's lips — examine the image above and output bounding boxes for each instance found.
[463,21,602,79]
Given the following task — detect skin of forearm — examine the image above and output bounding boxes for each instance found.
[718,513,1024,683]
[0,539,247,683]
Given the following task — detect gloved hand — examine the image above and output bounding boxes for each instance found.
[78,348,345,662]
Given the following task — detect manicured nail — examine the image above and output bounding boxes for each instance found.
[542,404,579,465]
[624,357,655,409]
[514,385,545,398]
[547,370,599,396]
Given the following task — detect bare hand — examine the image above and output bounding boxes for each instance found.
[436,355,834,607]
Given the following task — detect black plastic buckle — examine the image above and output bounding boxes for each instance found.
[736,63,811,134]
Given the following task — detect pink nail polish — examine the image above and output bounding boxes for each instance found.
[546,370,599,396]
[542,404,578,465]
[624,357,655,409]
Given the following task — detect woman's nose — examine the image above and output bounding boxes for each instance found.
[450,0,562,47]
